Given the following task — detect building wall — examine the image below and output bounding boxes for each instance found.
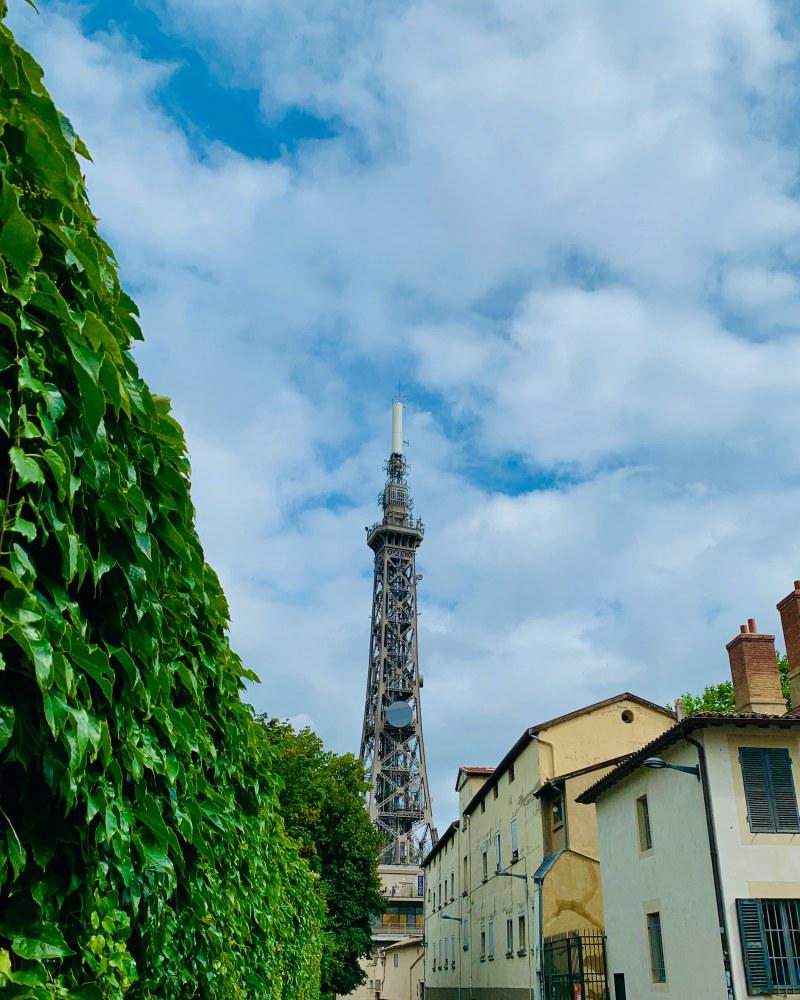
[426,696,672,1000]
[539,699,670,779]
[382,943,425,1000]
[704,727,800,1000]
[542,850,602,936]
[595,739,728,1000]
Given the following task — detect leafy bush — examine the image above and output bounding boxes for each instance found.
[0,7,322,997]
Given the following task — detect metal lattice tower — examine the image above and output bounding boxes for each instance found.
[360,401,437,865]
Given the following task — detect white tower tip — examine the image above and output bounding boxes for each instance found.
[391,400,403,455]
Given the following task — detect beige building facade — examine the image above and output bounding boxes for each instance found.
[423,693,673,1000]
[581,586,800,1000]
[343,865,424,1000]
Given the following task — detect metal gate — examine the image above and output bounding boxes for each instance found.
[542,929,609,1000]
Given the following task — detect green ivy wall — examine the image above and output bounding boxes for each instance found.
[0,6,323,997]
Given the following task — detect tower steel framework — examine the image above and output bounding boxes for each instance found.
[360,402,437,865]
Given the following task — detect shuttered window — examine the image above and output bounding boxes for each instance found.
[737,898,800,994]
[739,747,800,833]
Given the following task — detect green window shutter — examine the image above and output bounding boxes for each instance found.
[736,899,771,994]
[740,748,776,832]
[765,748,800,833]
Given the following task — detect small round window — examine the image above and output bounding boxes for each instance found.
[621,709,634,723]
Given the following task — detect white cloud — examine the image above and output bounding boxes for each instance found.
[10,0,800,825]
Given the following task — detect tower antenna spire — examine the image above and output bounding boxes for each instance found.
[360,400,436,866]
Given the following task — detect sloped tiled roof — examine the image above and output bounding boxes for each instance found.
[576,712,800,804]
[421,820,459,869]
[463,693,675,816]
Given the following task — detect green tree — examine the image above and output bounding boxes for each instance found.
[0,9,322,996]
[676,654,791,716]
[260,719,384,999]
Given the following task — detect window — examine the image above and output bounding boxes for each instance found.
[636,795,653,852]
[480,923,486,960]
[488,919,495,959]
[740,747,800,833]
[450,873,454,900]
[438,883,441,908]
[510,816,519,858]
[463,856,468,890]
[552,793,564,829]
[482,850,488,881]
[509,765,515,784]
[506,917,514,956]
[495,831,502,872]
[451,935,456,966]
[613,973,626,1000]
[480,799,486,813]
[646,912,666,983]
[394,953,399,968]
[463,916,469,951]
[737,898,800,994]
[493,784,498,799]
[518,914,526,954]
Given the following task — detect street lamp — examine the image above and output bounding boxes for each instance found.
[440,915,462,1000]
[643,747,735,1000]
[644,756,700,780]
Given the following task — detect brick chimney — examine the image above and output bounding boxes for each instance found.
[726,618,785,715]
[777,580,800,714]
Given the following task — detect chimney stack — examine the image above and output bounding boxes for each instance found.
[726,618,785,715]
[777,580,800,714]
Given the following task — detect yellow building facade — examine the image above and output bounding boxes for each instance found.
[423,693,673,1000]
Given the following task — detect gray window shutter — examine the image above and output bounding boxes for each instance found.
[766,748,800,833]
[740,748,775,832]
[736,899,771,994]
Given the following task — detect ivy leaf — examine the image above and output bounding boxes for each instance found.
[11,517,36,541]
[41,448,67,500]
[8,923,74,960]
[0,707,14,754]
[0,390,10,435]
[69,640,114,704]
[9,447,44,485]
[6,828,26,880]
[9,627,52,689]
[0,180,41,278]
[66,335,102,384]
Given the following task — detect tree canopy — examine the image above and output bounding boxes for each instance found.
[0,8,322,996]
[260,719,384,999]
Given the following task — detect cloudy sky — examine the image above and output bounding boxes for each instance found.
[10,0,800,826]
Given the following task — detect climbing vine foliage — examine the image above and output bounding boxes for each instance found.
[0,7,323,997]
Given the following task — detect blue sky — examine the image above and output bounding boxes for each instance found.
[9,0,800,826]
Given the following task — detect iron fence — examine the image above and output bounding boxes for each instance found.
[542,929,609,1000]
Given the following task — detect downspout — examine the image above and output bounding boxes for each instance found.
[533,874,546,1000]
[685,734,735,1000]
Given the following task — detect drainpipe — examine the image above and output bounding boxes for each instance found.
[532,874,546,1000]
[685,734,735,1000]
